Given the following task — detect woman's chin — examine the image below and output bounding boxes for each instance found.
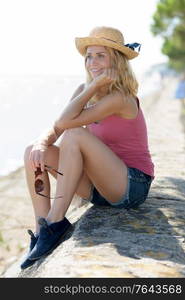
[91,72,102,78]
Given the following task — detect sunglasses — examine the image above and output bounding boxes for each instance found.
[35,164,63,199]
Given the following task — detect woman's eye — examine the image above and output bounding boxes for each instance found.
[85,56,90,63]
[85,56,91,61]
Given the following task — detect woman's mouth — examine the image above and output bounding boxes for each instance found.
[90,68,103,75]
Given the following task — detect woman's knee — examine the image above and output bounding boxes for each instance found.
[59,127,85,147]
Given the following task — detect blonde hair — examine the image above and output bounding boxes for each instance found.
[85,46,138,103]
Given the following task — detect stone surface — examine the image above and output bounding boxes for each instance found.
[3,77,185,278]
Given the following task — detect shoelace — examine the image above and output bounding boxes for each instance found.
[27,229,36,238]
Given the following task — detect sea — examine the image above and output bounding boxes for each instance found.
[0,71,162,176]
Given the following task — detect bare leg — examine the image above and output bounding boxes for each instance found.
[24,143,92,232]
[22,127,128,266]
[24,145,56,233]
[47,133,84,222]
[46,127,128,223]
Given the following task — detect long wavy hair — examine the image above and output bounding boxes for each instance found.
[85,46,138,104]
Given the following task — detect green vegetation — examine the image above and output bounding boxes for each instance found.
[151,0,185,72]
[0,230,4,244]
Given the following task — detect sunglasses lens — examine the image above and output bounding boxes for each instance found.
[35,179,44,193]
[34,165,63,198]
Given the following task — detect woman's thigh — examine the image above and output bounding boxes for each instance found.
[64,127,128,203]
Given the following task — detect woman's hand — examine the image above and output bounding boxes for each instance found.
[91,68,117,89]
[29,142,48,172]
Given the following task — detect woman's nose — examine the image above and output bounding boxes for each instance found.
[89,56,99,66]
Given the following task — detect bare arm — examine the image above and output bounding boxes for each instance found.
[35,68,117,146]
[29,69,120,171]
[54,81,97,130]
[29,83,85,171]
[55,90,125,129]
[35,83,85,147]
[54,68,120,130]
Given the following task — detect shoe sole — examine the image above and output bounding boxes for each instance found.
[29,224,73,261]
[21,258,37,270]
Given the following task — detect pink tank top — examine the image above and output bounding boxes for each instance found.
[87,99,154,177]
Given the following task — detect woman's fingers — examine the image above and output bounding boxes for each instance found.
[32,154,40,171]
[29,148,45,172]
[29,151,37,171]
[92,67,117,89]
[40,150,45,172]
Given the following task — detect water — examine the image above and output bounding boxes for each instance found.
[0,72,162,176]
[0,75,84,176]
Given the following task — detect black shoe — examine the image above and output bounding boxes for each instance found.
[20,230,39,270]
[28,217,72,261]
[28,229,39,251]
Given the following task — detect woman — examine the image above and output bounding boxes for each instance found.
[21,26,154,269]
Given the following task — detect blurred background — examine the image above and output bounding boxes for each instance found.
[0,0,184,176]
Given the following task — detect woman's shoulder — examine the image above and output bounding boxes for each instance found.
[114,93,139,119]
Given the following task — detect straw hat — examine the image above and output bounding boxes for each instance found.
[75,26,140,60]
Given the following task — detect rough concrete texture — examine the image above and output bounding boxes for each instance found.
[4,77,185,278]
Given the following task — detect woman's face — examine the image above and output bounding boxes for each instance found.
[85,45,111,78]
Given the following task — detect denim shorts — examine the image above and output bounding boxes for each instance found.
[88,167,153,210]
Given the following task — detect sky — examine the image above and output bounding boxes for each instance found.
[0,0,167,77]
